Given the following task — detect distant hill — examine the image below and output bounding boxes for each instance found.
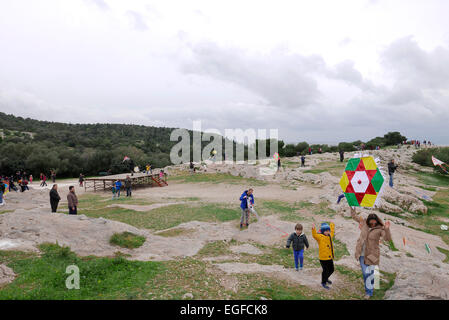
[0,112,200,177]
[0,112,409,178]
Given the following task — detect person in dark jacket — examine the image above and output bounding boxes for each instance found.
[286,224,310,271]
[339,150,345,162]
[124,176,132,197]
[67,186,78,215]
[388,160,398,187]
[49,184,61,212]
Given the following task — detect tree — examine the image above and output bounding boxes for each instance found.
[383,132,407,146]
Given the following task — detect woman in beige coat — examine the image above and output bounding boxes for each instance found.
[350,207,392,299]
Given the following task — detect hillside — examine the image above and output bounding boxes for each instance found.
[0,112,198,177]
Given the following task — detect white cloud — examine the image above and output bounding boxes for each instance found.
[0,0,448,145]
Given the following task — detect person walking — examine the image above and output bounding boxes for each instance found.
[79,174,84,187]
[49,184,61,212]
[350,207,392,299]
[125,176,132,197]
[67,186,78,215]
[339,150,344,162]
[40,174,47,187]
[388,160,398,188]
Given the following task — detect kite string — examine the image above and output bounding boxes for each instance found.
[249,209,289,238]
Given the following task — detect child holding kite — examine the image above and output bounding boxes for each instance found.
[286,223,309,271]
[312,222,335,289]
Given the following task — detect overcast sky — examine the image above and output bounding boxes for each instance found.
[1,0,448,144]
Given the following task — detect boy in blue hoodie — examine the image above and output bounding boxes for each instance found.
[239,188,254,229]
[286,223,309,271]
[115,180,122,198]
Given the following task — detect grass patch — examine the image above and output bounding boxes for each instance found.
[82,200,240,231]
[414,171,449,188]
[406,252,414,258]
[0,209,14,214]
[334,239,350,260]
[371,271,396,300]
[109,232,146,249]
[387,240,399,251]
[236,273,323,300]
[0,243,164,299]
[304,161,346,177]
[155,228,196,238]
[170,173,267,186]
[437,247,449,263]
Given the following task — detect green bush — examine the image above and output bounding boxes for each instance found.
[109,232,146,249]
[412,147,449,174]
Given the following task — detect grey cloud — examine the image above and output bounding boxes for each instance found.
[126,11,149,31]
[382,36,449,89]
[84,0,110,11]
[182,41,327,109]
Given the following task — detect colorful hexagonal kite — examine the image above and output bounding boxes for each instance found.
[339,156,384,207]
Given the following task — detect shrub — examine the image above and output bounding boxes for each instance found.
[109,232,146,249]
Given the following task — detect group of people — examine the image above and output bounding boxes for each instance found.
[240,188,392,299]
[402,140,432,148]
[49,184,78,215]
[111,176,132,199]
[0,171,33,205]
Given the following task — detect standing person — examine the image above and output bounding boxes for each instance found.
[312,222,335,290]
[111,184,117,199]
[79,174,84,187]
[125,175,132,197]
[146,164,150,175]
[339,150,344,162]
[29,174,33,184]
[239,188,254,229]
[301,155,306,167]
[67,186,78,215]
[318,147,322,154]
[49,184,61,212]
[51,170,56,183]
[0,182,5,206]
[277,157,281,172]
[115,179,122,198]
[308,147,312,155]
[388,160,398,188]
[350,207,392,299]
[189,161,195,174]
[286,224,310,271]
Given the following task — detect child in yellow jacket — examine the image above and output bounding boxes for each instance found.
[312,222,335,290]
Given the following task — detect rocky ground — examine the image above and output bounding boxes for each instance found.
[1,146,449,299]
